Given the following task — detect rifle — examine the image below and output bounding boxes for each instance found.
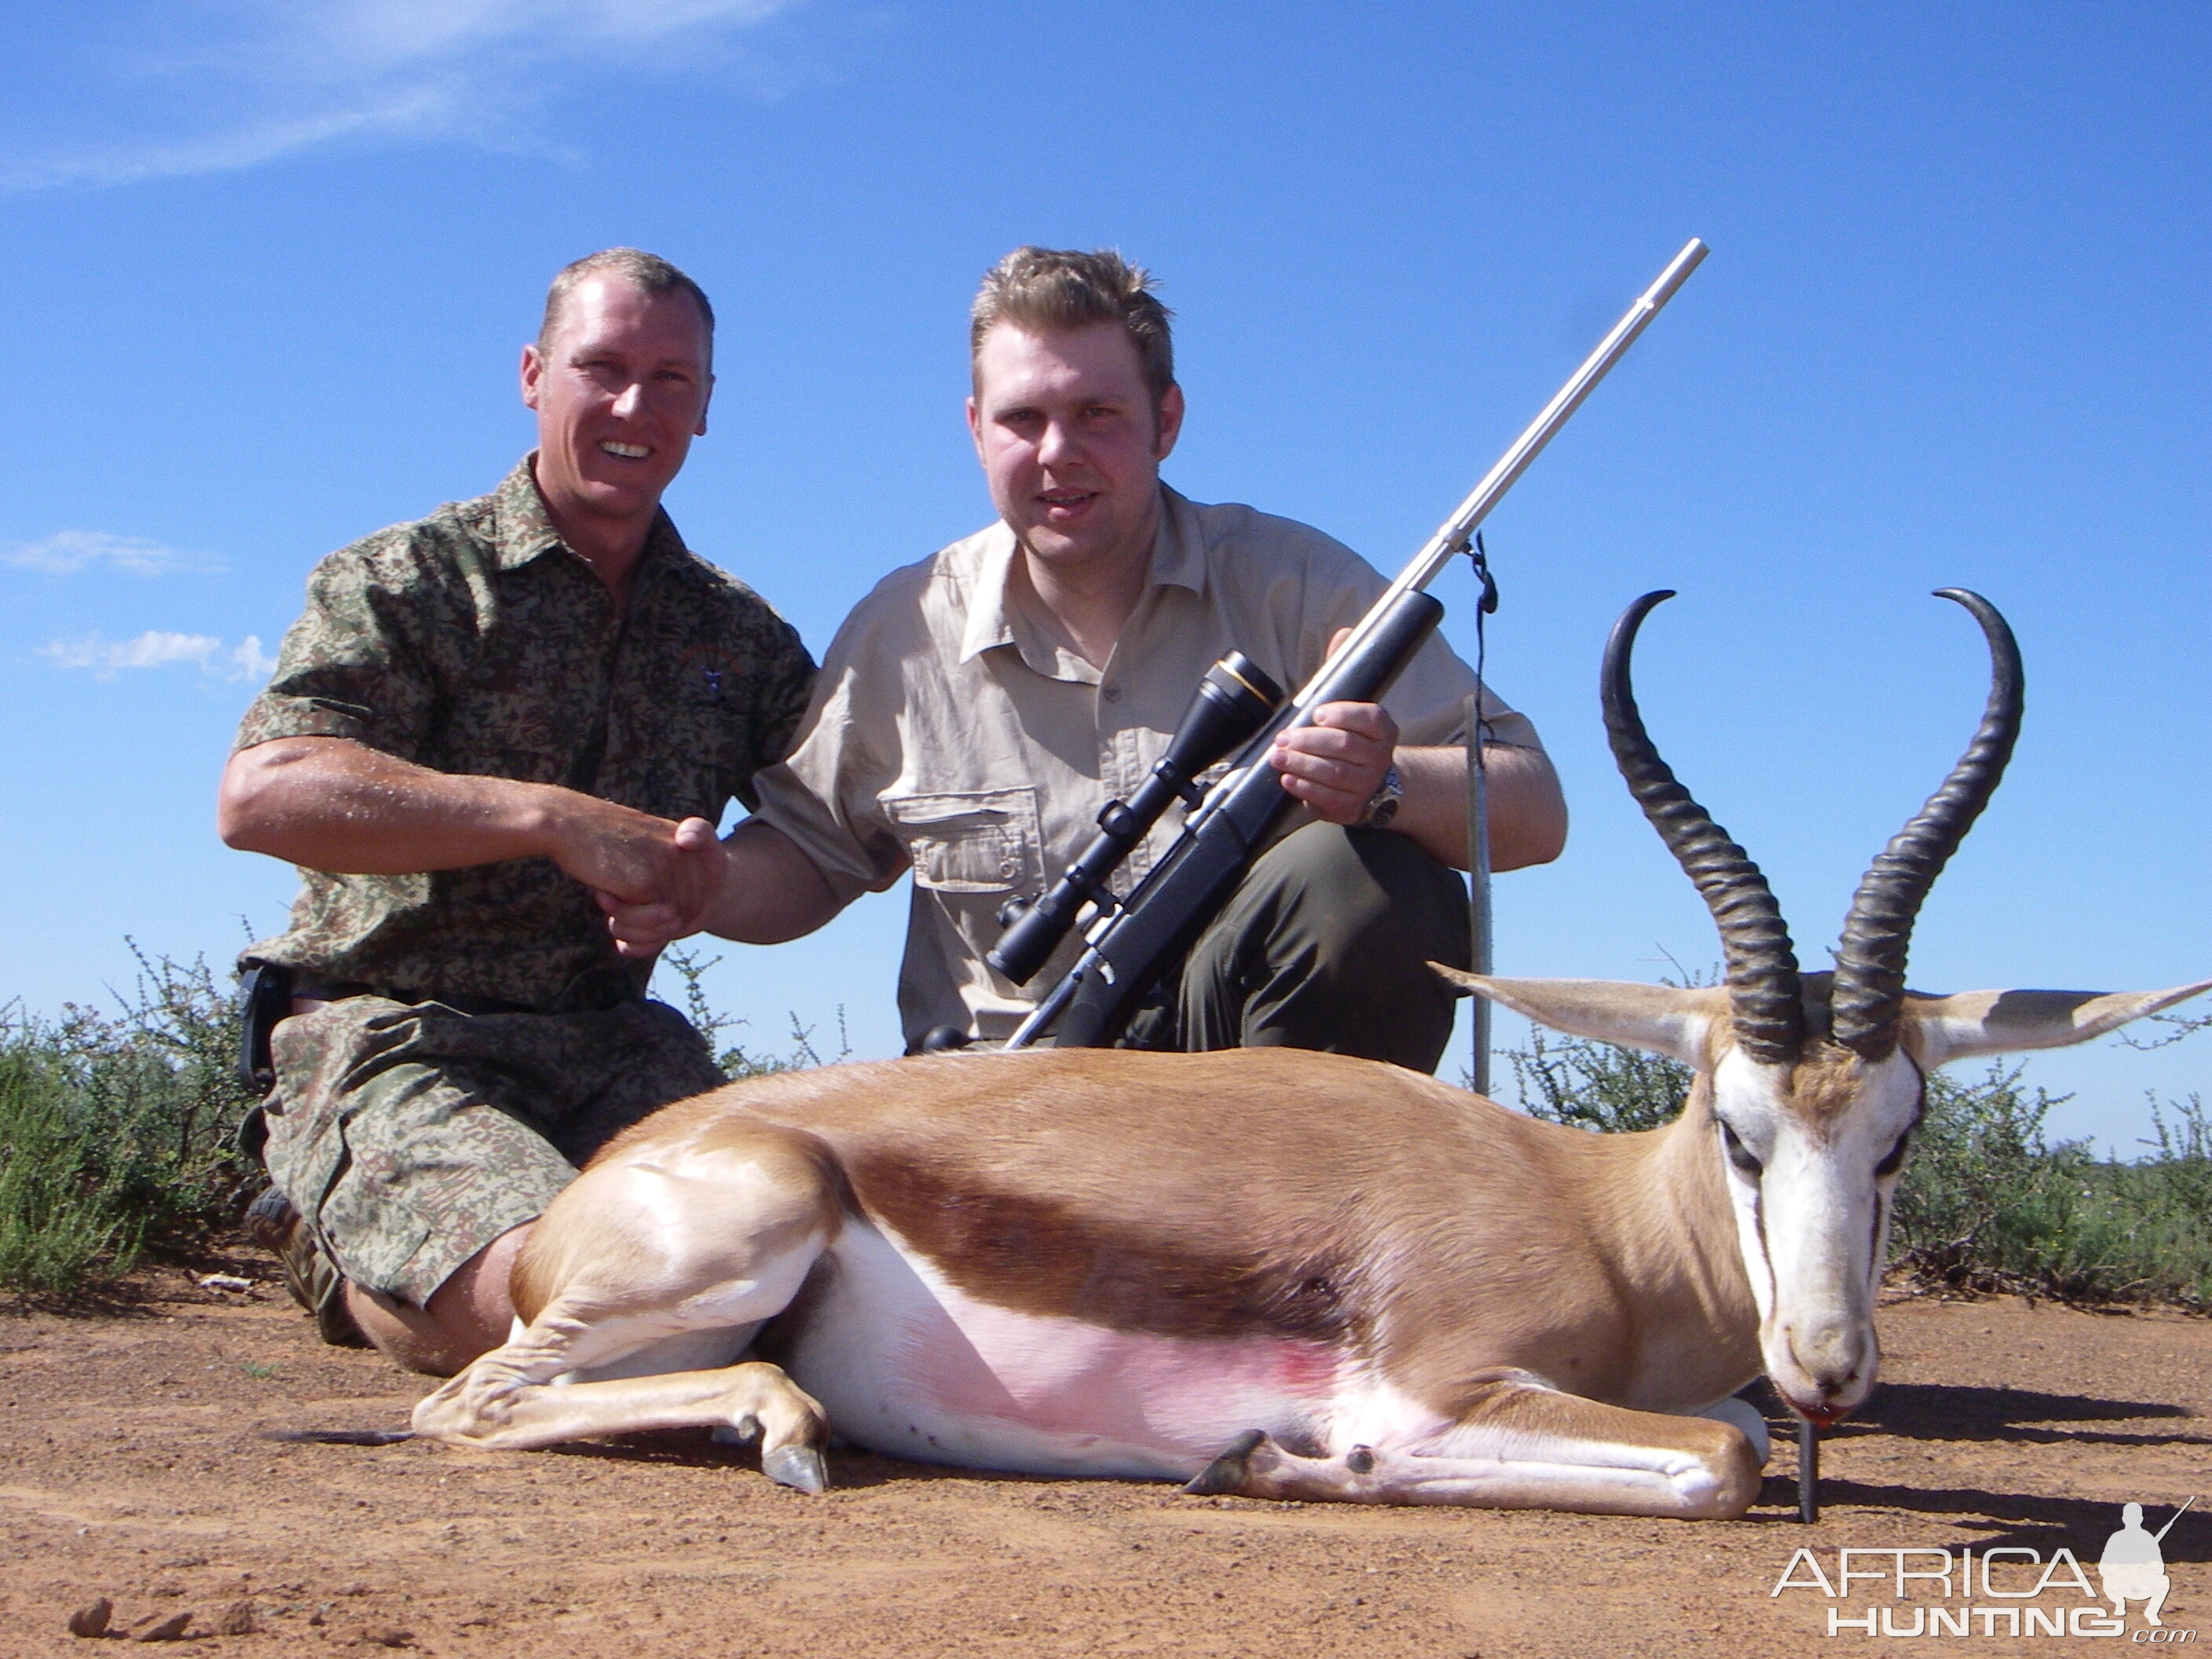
[987,238,1709,1053]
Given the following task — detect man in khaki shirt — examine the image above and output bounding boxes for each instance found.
[613,247,1567,1068]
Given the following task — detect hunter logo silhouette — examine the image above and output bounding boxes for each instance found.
[2101,1497,2195,1626]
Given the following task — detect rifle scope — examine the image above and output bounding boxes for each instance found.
[987,650,1284,987]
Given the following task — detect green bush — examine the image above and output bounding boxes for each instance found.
[0,946,260,1295]
[663,946,850,1079]
[1893,1073,2212,1308]
[1506,1024,1692,1135]
[0,943,848,1298]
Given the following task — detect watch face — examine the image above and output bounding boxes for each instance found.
[1361,765,1403,829]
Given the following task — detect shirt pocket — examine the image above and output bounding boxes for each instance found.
[883,787,1044,895]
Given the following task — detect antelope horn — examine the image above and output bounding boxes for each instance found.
[1830,589,2023,1060]
[1603,591,1804,1065]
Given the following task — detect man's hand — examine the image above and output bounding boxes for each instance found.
[584,814,728,958]
[1253,628,1569,870]
[1269,701,1398,824]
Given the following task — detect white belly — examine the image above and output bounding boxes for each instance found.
[779,1220,1372,1479]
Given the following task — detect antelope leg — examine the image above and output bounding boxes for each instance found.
[417,1356,830,1489]
[1192,1376,1763,1518]
[411,1122,839,1487]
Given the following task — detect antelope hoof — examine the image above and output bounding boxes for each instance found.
[1185,1429,1268,1496]
[762,1443,830,1494]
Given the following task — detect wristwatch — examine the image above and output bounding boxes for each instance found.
[1357,764,1403,830]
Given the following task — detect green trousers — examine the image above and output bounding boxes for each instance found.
[1123,822,1472,1073]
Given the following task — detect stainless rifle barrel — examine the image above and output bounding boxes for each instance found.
[1279,237,1708,728]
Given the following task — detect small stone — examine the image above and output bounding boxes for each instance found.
[135,1611,195,1641]
[358,1628,416,1648]
[66,1597,112,1637]
[213,1600,259,1636]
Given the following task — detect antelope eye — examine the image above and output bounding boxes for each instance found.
[1873,1128,1912,1178]
[1719,1121,1764,1178]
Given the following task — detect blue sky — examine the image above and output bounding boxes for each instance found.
[2,2,2205,1153]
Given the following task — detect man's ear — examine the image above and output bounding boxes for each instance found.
[965,394,986,459]
[1153,382,1185,462]
[1430,967,1724,1068]
[696,371,714,438]
[520,343,544,411]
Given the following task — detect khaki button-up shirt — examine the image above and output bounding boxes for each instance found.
[751,486,1541,1046]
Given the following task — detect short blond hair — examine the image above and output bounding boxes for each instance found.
[969,247,1174,407]
[539,248,714,364]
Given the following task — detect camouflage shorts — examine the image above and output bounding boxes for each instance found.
[259,994,726,1307]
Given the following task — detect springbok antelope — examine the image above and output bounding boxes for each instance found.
[408,588,2204,1518]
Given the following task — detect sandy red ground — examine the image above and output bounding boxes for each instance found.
[3,1264,2207,1657]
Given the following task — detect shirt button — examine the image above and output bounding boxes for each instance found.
[1101,685,1122,703]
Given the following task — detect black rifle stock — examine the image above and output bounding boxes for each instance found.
[994,237,1709,1053]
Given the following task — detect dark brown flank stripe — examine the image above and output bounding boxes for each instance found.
[843,1152,1358,1344]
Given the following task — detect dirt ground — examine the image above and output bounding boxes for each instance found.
[3,1258,2207,1658]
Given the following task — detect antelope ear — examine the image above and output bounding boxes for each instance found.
[1430,968,1726,1067]
[1905,980,2212,1069]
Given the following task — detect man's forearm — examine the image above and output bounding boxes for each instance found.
[218,736,571,873]
[698,819,846,944]
[1393,742,1568,873]
[221,735,712,925]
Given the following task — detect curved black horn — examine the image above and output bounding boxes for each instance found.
[1603,591,1804,1065]
[1830,589,2023,1060]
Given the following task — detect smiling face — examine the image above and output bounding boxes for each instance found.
[521,273,714,560]
[967,320,1185,584]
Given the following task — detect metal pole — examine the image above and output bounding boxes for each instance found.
[1466,692,1492,1095]
[1798,1419,1820,1523]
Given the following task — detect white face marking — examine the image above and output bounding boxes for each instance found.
[1708,1045,1921,1423]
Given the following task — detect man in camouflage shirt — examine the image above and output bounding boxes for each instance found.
[220,249,814,1375]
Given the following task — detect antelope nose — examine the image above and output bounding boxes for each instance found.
[1789,1320,1873,1404]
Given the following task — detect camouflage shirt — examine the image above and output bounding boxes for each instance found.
[235,457,815,1013]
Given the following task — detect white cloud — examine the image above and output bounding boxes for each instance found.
[2,530,211,577]
[229,635,280,680]
[2,0,797,191]
[40,629,277,683]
